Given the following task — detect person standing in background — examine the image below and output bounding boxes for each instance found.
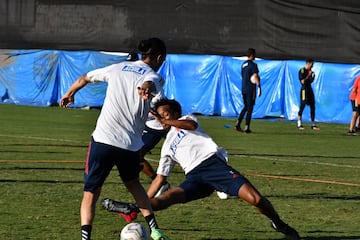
[297,59,320,131]
[348,75,360,135]
[235,48,261,133]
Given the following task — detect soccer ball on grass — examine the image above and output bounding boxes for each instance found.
[120,222,148,240]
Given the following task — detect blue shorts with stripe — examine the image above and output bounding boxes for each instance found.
[179,154,249,202]
[83,137,141,192]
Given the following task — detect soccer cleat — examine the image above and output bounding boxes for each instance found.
[244,129,252,134]
[297,125,305,130]
[234,126,243,132]
[151,228,170,240]
[216,191,229,200]
[118,212,138,223]
[154,182,171,198]
[271,220,300,240]
[311,125,320,131]
[101,198,139,214]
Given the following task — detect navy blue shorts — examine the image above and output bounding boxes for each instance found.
[351,100,360,113]
[142,125,168,152]
[83,137,141,192]
[179,154,249,202]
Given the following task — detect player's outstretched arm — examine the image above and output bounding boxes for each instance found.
[148,174,167,198]
[59,74,91,107]
[154,117,198,131]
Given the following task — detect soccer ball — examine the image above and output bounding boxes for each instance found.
[250,74,257,84]
[120,222,148,240]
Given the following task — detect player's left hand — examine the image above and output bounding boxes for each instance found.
[138,81,156,100]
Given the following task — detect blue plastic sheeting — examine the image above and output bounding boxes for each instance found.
[0,50,126,107]
[1,50,359,124]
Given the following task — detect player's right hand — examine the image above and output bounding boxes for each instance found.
[59,95,74,108]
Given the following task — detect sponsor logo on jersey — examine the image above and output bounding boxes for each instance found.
[122,65,147,75]
[170,130,185,155]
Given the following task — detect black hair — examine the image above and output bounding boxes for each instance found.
[154,98,182,116]
[126,50,139,61]
[306,59,314,63]
[247,48,256,57]
[138,37,167,58]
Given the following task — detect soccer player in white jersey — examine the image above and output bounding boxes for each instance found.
[102,99,300,240]
[59,38,169,240]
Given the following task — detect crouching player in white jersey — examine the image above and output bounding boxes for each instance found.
[101,99,300,240]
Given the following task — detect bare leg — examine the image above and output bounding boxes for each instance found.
[80,187,101,226]
[349,111,359,131]
[238,182,280,220]
[140,159,157,180]
[124,178,154,217]
[150,187,186,211]
[238,182,300,239]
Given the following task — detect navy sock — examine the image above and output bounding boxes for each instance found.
[81,225,92,240]
[145,213,159,229]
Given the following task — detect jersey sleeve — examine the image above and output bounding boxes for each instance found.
[156,155,176,177]
[253,62,259,74]
[298,67,306,81]
[145,73,165,106]
[87,63,119,83]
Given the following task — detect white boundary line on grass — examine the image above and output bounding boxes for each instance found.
[0,134,83,143]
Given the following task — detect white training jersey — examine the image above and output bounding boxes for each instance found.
[157,115,220,176]
[87,60,164,151]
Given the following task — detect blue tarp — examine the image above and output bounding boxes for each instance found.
[1,50,359,124]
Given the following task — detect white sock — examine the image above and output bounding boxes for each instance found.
[297,120,301,127]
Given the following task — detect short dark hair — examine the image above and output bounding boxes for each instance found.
[126,50,139,61]
[154,98,182,116]
[306,59,314,63]
[247,48,256,57]
[138,37,167,57]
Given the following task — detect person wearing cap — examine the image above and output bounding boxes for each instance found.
[60,38,169,240]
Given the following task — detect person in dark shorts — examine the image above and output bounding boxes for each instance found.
[297,59,320,130]
[235,48,261,133]
[102,99,300,240]
[60,38,169,240]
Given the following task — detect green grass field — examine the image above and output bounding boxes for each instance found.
[0,104,359,240]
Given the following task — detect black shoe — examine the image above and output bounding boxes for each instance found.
[311,125,320,131]
[271,220,300,240]
[347,129,357,136]
[101,198,139,214]
[234,126,243,132]
[244,128,252,134]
